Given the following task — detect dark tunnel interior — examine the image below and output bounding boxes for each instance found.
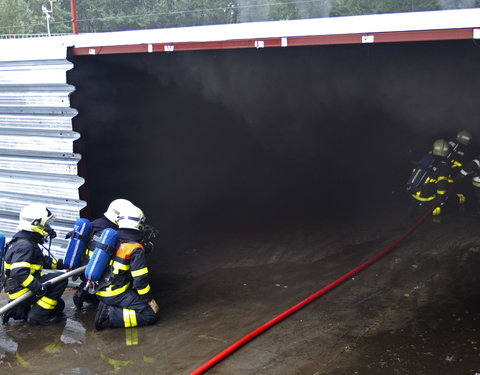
[67,40,480,258]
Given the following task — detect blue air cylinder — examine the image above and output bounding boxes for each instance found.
[63,218,92,270]
[84,228,118,282]
[0,232,6,263]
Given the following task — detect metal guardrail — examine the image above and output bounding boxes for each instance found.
[0,33,72,39]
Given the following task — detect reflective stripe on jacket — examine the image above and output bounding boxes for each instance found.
[96,242,151,298]
[411,157,451,201]
[3,232,59,300]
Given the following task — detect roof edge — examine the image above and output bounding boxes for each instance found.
[70,8,480,49]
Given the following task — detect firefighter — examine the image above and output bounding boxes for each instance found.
[455,154,480,215]
[94,203,159,330]
[409,139,452,220]
[447,130,473,207]
[72,198,133,309]
[2,203,66,325]
[447,130,473,169]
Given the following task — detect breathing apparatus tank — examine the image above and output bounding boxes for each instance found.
[84,227,118,284]
[0,232,6,289]
[0,232,5,256]
[63,218,92,270]
[407,154,435,191]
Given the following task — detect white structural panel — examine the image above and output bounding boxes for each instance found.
[0,38,84,259]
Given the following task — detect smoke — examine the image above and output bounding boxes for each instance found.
[230,0,476,23]
[69,39,480,248]
[235,0,270,22]
[295,0,332,18]
[234,0,332,22]
[437,0,477,8]
[82,39,480,171]
[136,41,479,144]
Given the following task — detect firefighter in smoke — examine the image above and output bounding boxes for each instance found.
[446,130,473,208]
[447,130,473,170]
[407,139,452,220]
[94,203,159,330]
[72,198,133,309]
[2,204,66,325]
[455,154,480,215]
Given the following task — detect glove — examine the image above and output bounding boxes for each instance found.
[34,284,48,298]
[54,258,65,270]
[65,231,74,239]
[2,307,15,324]
[73,288,88,309]
[142,241,154,254]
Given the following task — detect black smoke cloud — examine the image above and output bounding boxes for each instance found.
[68,40,480,247]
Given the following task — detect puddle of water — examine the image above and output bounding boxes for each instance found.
[0,290,171,375]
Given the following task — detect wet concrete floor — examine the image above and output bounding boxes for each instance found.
[1,209,480,375]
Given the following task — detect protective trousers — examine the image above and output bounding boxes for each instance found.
[27,272,67,323]
[5,272,67,323]
[97,289,158,328]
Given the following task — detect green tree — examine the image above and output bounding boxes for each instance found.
[330,0,441,16]
[0,0,70,35]
[296,0,333,19]
[0,0,34,34]
[1,0,480,35]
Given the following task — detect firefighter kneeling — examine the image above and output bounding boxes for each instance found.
[2,204,66,325]
[94,204,159,330]
[408,139,452,221]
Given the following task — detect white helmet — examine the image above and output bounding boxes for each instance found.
[18,203,55,238]
[104,199,134,224]
[117,205,145,231]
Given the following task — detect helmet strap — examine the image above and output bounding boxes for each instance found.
[31,225,48,238]
[40,236,53,257]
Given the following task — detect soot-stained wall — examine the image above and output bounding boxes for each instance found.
[68,40,480,249]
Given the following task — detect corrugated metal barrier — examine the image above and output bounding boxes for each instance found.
[0,37,85,258]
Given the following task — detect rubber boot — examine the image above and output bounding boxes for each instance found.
[27,304,61,326]
[432,206,442,224]
[95,302,110,330]
[2,304,29,324]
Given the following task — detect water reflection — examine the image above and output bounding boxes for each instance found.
[0,315,159,375]
[61,318,86,345]
[1,320,67,371]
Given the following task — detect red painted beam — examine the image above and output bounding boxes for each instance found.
[69,0,78,35]
[70,28,475,56]
[373,28,473,43]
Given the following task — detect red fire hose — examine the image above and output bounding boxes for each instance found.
[190,204,437,375]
